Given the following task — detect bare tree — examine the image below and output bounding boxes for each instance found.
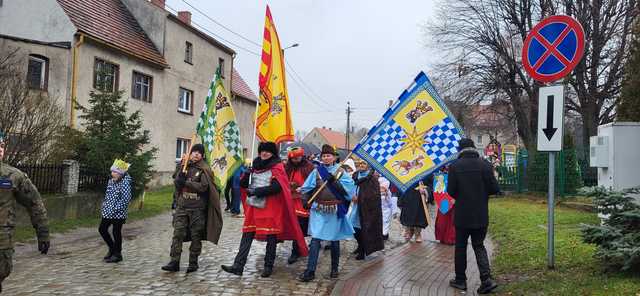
[0,48,65,164]
[427,0,637,153]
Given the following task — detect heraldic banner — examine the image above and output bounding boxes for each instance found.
[196,68,243,190]
[354,72,464,193]
[256,5,294,143]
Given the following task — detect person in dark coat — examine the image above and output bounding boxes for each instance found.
[349,161,384,260]
[397,176,430,243]
[447,138,499,294]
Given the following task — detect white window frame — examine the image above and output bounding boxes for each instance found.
[132,71,152,102]
[176,138,191,161]
[185,41,193,64]
[477,135,483,145]
[27,56,47,90]
[178,87,193,114]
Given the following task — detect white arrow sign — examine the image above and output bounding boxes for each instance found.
[537,85,564,152]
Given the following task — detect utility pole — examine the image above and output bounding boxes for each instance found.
[346,101,352,151]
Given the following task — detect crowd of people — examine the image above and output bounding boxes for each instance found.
[0,130,499,294]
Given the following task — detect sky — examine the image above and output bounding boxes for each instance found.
[165,0,439,134]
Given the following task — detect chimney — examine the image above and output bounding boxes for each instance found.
[150,0,165,9]
[178,11,192,25]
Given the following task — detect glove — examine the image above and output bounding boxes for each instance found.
[38,240,50,254]
[326,175,337,184]
[175,173,187,188]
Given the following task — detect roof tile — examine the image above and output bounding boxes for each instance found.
[57,0,168,67]
[231,68,258,102]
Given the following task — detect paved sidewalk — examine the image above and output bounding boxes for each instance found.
[332,227,494,296]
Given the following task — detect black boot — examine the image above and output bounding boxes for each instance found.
[103,248,113,261]
[287,253,299,264]
[298,270,315,282]
[355,248,365,260]
[220,264,243,276]
[105,253,122,263]
[449,278,467,290]
[261,234,276,278]
[186,256,199,273]
[477,279,498,294]
[330,268,339,278]
[261,266,273,278]
[161,260,180,272]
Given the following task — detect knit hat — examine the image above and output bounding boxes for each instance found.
[191,143,205,156]
[287,147,305,159]
[458,138,476,149]
[258,142,278,155]
[321,144,337,156]
[341,158,356,172]
[110,159,131,175]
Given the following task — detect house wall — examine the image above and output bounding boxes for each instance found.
[303,129,328,151]
[0,37,72,117]
[120,0,167,54]
[0,0,75,43]
[231,95,257,159]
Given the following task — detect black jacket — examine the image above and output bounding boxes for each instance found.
[448,148,500,228]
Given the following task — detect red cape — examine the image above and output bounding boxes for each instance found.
[241,162,308,256]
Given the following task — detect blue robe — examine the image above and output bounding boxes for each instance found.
[300,163,356,241]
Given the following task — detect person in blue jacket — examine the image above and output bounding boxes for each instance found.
[99,159,132,263]
[297,145,356,282]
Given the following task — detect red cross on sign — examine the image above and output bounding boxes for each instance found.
[522,15,585,83]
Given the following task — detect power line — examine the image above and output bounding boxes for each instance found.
[165,4,261,56]
[284,60,334,110]
[180,0,263,48]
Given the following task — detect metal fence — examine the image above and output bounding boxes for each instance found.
[78,167,109,192]
[13,163,64,194]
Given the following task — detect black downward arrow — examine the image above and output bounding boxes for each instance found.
[543,95,557,141]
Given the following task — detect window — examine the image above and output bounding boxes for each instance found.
[176,138,192,161]
[185,41,193,64]
[218,58,225,78]
[477,135,483,145]
[94,58,119,92]
[27,55,48,90]
[132,71,153,102]
[178,87,193,114]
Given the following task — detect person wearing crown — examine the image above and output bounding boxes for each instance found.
[99,159,132,263]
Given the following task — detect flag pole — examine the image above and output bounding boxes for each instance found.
[182,133,197,173]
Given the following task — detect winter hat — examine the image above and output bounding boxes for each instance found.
[458,138,476,149]
[110,159,131,175]
[191,143,205,156]
[287,147,305,159]
[321,144,337,156]
[341,158,356,172]
[258,142,278,155]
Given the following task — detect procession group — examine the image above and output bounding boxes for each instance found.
[0,132,500,294]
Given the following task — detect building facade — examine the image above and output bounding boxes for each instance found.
[0,0,258,186]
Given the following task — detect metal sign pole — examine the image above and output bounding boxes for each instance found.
[548,151,555,269]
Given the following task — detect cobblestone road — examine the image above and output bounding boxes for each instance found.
[5,211,407,296]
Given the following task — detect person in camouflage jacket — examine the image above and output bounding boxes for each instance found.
[0,131,50,293]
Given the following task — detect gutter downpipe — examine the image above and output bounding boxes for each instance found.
[70,33,85,128]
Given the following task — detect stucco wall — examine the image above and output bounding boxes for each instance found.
[0,0,75,43]
[231,95,258,158]
[303,129,328,150]
[74,40,169,171]
[0,38,71,116]
[120,0,167,55]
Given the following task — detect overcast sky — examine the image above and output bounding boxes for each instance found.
[166,0,439,133]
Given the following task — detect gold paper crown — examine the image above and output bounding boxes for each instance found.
[111,159,131,172]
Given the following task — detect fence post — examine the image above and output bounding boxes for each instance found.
[62,160,79,195]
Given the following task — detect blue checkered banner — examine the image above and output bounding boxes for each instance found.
[354,72,465,193]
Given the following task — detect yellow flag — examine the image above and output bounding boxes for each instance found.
[256,5,294,143]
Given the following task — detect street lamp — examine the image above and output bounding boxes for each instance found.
[282,43,299,51]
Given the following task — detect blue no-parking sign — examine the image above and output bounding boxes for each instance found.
[522,15,585,83]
